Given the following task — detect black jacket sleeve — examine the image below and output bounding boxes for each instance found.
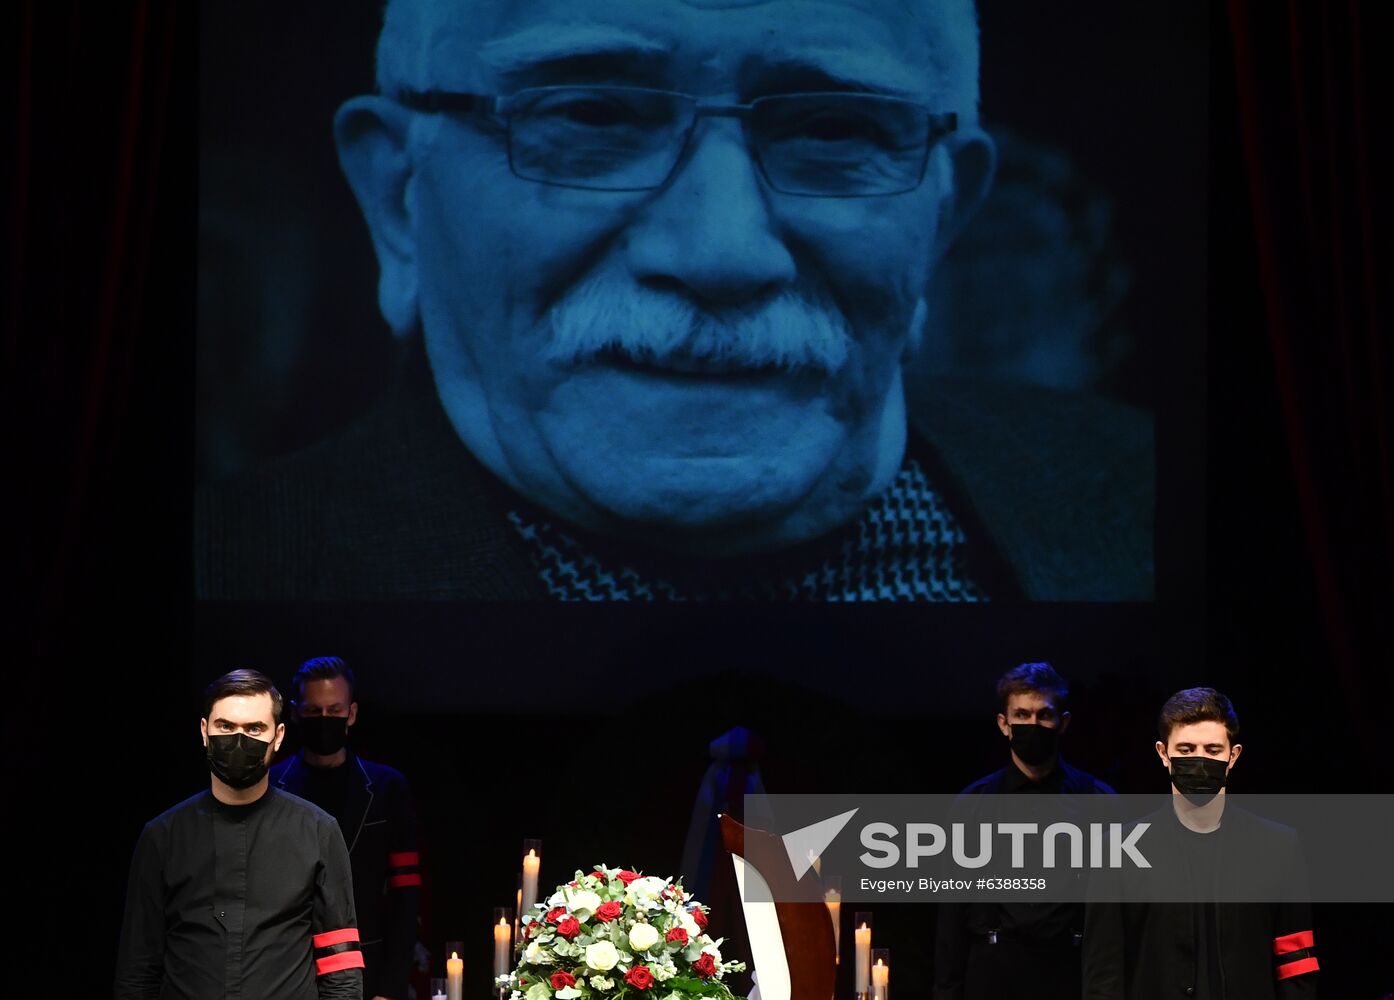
[314,819,364,1000]
[382,771,421,1000]
[113,824,165,1000]
[1273,830,1318,999]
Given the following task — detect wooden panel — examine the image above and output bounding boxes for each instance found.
[720,814,838,1000]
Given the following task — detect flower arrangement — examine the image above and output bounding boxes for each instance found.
[498,864,747,1000]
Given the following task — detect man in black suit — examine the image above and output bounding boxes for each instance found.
[271,657,421,1000]
[1082,687,1320,999]
[934,662,1115,1000]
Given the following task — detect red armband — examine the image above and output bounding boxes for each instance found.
[388,849,423,888]
[1272,930,1318,979]
[313,927,365,975]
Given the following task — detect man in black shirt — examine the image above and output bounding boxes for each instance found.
[272,657,421,1000]
[933,662,1115,1000]
[1082,687,1320,998]
[115,669,363,999]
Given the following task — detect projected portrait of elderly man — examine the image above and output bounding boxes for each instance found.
[196,0,1153,601]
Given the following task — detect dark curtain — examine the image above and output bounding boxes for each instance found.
[1223,0,1394,773]
[9,3,196,994]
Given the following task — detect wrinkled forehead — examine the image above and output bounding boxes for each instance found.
[377,0,977,109]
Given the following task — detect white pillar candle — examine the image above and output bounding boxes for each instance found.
[521,848,541,920]
[872,957,889,1000]
[446,951,463,1000]
[823,888,841,958]
[854,922,872,995]
[494,918,511,979]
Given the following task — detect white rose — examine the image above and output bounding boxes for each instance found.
[626,877,668,910]
[678,911,701,940]
[565,889,603,916]
[632,876,667,898]
[586,941,620,971]
[628,922,661,952]
[523,942,554,965]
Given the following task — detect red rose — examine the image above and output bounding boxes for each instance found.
[556,917,581,940]
[546,907,568,924]
[594,901,624,923]
[567,881,578,887]
[692,953,717,978]
[692,907,709,930]
[591,870,609,881]
[616,870,643,885]
[624,965,655,990]
[549,972,577,990]
[665,927,688,945]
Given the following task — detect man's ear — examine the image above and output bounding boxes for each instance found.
[1057,711,1071,736]
[1154,740,1171,769]
[347,702,359,728]
[996,712,1011,739]
[200,718,208,747]
[1228,743,1242,770]
[335,95,420,339]
[933,125,996,254]
[273,722,286,754]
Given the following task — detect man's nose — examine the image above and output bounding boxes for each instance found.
[623,121,797,306]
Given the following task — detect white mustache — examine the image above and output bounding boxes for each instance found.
[544,275,854,376]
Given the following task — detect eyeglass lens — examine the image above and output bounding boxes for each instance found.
[505,87,936,196]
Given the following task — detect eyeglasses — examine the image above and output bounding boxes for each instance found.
[394,85,957,198]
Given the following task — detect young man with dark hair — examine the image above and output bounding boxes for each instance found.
[271,657,421,1000]
[933,662,1115,1000]
[1082,687,1319,998]
[115,670,363,999]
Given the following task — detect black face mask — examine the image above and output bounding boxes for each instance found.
[1169,755,1230,805]
[206,733,274,790]
[1010,723,1060,766]
[299,715,350,756]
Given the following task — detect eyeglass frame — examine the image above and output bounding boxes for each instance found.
[392,85,959,198]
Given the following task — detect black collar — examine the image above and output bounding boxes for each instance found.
[1001,756,1066,792]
